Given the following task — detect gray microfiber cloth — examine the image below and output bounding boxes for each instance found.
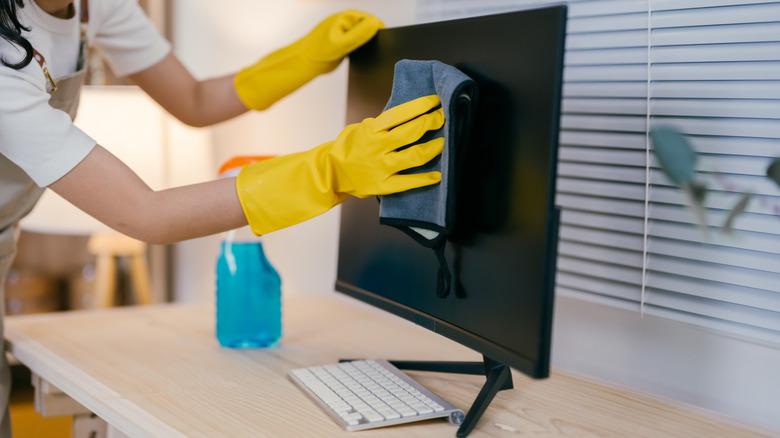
[379,59,477,297]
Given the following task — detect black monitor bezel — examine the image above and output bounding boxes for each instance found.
[335,5,567,379]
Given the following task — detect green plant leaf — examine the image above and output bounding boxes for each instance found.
[682,180,710,240]
[721,192,753,235]
[649,126,698,186]
[767,158,780,188]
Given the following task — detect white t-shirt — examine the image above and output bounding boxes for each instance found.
[0,0,170,243]
[0,0,171,187]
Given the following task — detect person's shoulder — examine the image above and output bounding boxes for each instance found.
[0,43,40,89]
[0,38,23,65]
[89,0,138,24]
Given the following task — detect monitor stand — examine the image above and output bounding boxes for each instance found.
[341,355,513,437]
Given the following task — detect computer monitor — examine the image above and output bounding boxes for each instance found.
[336,5,566,436]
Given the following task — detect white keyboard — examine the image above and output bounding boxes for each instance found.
[289,359,465,431]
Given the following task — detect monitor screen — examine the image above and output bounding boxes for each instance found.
[336,6,566,379]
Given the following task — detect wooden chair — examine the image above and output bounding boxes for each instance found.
[86,232,152,308]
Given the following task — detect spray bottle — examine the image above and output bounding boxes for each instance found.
[215,156,282,348]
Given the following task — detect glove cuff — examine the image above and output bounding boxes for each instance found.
[234,53,340,111]
[235,147,348,235]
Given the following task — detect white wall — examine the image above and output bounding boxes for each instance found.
[169,1,416,303]
[553,295,780,431]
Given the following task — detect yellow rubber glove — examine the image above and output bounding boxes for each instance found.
[236,95,445,235]
[235,10,384,111]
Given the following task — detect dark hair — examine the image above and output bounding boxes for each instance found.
[1,0,33,69]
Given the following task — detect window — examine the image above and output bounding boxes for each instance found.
[418,0,780,345]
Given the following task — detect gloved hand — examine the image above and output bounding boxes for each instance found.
[234,10,384,111]
[236,95,445,235]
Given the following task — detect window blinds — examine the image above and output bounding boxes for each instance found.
[418,0,780,345]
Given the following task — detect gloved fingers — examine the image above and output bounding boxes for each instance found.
[309,10,384,62]
[334,9,385,31]
[380,108,445,149]
[374,95,442,131]
[375,171,442,196]
[327,10,384,54]
[384,137,445,172]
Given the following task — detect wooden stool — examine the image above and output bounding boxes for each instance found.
[87,232,152,308]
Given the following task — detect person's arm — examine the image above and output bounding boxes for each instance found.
[128,10,383,127]
[49,145,247,244]
[48,95,444,244]
[128,53,247,128]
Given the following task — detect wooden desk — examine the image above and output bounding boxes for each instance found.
[5,295,777,438]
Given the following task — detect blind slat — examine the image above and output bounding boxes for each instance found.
[565,30,649,50]
[565,47,648,64]
[669,135,780,156]
[648,222,780,255]
[558,162,648,183]
[565,65,648,81]
[568,13,647,33]
[652,3,780,27]
[653,0,780,9]
[559,224,645,249]
[560,130,647,148]
[649,202,780,233]
[567,0,648,16]
[561,210,645,234]
[647,256,780,293]
[648,239,780,272]
[564,98,649,115]
[649,117,780,138]
[651,99,780,119]
[559,146,647,165]
[646,273,780,312]
[564,82,648,98]
[651,62,780,81]
[562,115,647,132]
[557,178,647,200]
[557,257,643,286]
[652,81,780,99]
[557,274,641,302]
[652,23,780,46]
[652,42,780,63]
[644,290,780,332]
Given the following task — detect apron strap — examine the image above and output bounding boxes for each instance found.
[81,0,89,23]
[76,0,89,70]
[32,49,57,92]
[33,0,90,92]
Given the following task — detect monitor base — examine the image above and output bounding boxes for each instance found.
[341,355,513,437]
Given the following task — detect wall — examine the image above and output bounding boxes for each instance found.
[169,0,416,303]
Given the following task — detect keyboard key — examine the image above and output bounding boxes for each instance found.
[362,409,384,423]
[378,409,401,420]
[341,412,362,426]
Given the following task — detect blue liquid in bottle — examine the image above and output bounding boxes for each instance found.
[215,235,282,348]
